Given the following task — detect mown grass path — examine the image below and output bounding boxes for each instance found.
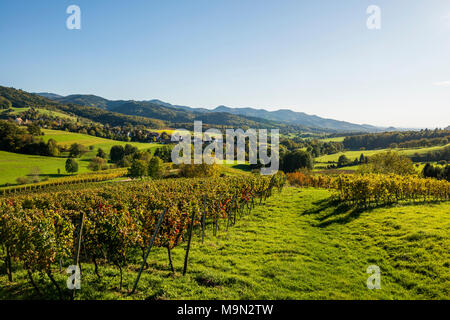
[1,187,448,299]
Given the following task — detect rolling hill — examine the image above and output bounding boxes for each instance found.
[211,105,381,132]
[37,92,384,132]
[41,93,295,129]
[0,87,287,130]
[0,128,159,186]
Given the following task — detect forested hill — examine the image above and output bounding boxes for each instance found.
[37,92,306,130]
[210,106,381,132]
[0,86,286,130]
[0,86,166,128]
[37,91,384,132]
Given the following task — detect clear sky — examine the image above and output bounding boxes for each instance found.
[1,0,449,128]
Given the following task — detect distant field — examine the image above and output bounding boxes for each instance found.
[220,160,251,174]
[41,129,160,158]
[319,136,345,142]
[0,151,92,186]
[315,144,450,163]
[152,129,175,134]
[0,130,162,186]
[8,107,76,120]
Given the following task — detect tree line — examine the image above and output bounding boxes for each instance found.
[343,129,450,150]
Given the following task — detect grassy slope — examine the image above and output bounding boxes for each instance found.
[315,144,450,163]
[0,130,161,186]
[8,107,76,120]
[1,187,448,299]
[41,129,159,156]
[0,151,84,186]
[319,136,345,142]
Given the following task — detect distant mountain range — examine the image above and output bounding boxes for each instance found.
[36,93,387,132]
[0,86,417,132]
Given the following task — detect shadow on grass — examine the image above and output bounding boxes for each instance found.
[302,198,363,227]
[36,174,68,178]
[232,164,251,172]
[303,197,447,228]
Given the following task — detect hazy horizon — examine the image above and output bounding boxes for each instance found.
[16,88,429,130]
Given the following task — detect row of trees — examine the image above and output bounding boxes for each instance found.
[343,129,450,150]
[128,156,164,179]
[410,146,450,162]
[422,163,450,181]
[280,137,344,157]
[0,120,59,156]
[332,154,368,168]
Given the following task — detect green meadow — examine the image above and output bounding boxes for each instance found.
[0,151,85,186]
[1,187,447,299]
[41,129,159,157]
[319,136,345,143]
[0,130,161,186]
[315,144,450,163]
[7,107,76,120]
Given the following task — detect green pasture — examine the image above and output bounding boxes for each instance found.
[0,130,162,186]
[0,151,91,186]
[315,144,450,163]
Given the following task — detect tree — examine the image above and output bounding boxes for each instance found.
[110,145,125,163]
[160,132,170,141]
[281,150,313,173]
[0,120,28,152]
[128,159,148,178]
[0,96,12,109]
[423,163,449,181]
[153,145,173,162]
[118,155,133,168]
[148,156,163,178]
[444,165,450,181]
[133,151,151,162]
[88,157,107,171]
[27,123,41,136]
[65,158,78,174]
[69,143,88,158]
[46,139,60,157]
[337,155,351,167]
[362,151,415,176]
[359,153,366,164]
[96,148,107,159]
[124,144,139,156]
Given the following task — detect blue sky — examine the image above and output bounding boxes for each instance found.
[1,0,449,128]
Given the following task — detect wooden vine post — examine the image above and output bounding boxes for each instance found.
[5,246,12,282]
[183,209,196,276]
[72,211,85,300]
[202,194,206,243]
[214,194,221,236]
[226,194,235,231]
[131,208,166,294]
